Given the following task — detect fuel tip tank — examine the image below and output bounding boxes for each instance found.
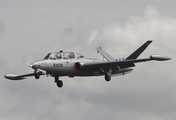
[150,55,171,61]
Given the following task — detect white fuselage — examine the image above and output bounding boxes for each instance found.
[31,57,133,77]
[32,58,99,76]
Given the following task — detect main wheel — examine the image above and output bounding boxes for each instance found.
[105,74,111,82]
[57,80,63,88]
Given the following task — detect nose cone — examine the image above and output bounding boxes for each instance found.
[29,61,41,69]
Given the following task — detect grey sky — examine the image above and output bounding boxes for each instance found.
[0,0,175,120]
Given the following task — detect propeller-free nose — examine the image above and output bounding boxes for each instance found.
[29,64,33,68]
[29,62,41,69]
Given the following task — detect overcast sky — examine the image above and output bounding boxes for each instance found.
[0,0,176,120]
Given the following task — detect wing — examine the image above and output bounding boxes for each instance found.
[84,40,171,71]
[82,55,171,70]
[4,70,45,80]
[95,40,153,67]
[82,58,152,69]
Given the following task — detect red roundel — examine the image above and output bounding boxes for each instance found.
[75,62,81,70]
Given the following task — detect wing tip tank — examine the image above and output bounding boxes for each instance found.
[4,74,25,80]
[150,55,171,61]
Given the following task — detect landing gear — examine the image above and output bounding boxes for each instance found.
[105,73,111,82]
[55,76,63,88]
[34,71,40,79]
[56,80,63,88]
[105,67,112,82]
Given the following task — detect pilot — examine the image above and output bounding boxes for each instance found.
[56,53,62,59]
[68,52,75,59]
[49,54,56,60]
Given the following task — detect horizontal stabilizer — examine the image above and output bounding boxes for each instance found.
[95,47,116,62]
[126,40,152,60]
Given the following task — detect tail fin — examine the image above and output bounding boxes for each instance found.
[126,40,152,60]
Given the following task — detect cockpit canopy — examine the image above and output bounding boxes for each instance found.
[44,52,84,60]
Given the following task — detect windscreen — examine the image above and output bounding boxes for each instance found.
[43,53,51,60]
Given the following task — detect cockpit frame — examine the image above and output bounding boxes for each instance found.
[44,52,84,60]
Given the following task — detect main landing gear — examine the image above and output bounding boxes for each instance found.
[55,76,63,88]
[105,68,112,82]
[105,73,111,82]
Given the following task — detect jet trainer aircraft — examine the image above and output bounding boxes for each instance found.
[4,41,171,88]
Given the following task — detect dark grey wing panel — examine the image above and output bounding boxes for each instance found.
[82,58,152,69]
[126,40,152,60]
[123,40,152,68]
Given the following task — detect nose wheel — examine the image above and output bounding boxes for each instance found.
[34,70,40,79]
[55,76,63,88]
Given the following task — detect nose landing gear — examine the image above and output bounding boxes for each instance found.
[34,70,40,79]
[55,76,63,88]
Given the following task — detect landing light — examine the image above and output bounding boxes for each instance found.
[29,64,33,68]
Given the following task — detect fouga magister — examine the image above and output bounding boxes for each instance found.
[4,41,171,88]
